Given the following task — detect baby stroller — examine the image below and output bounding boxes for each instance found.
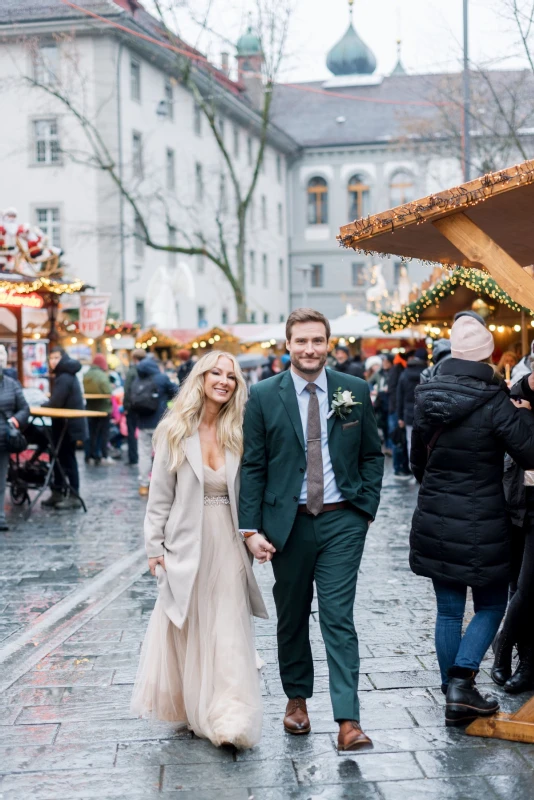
[8,422,51,506]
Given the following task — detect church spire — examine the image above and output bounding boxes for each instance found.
[391,38,407,76]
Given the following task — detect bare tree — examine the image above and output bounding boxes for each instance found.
[25,0,293,322]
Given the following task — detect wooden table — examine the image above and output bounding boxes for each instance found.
[26,407,107,517]
[83,394,112,400]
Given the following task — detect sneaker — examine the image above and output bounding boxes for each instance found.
[41,491,64,507]
[394,471,412,481]
[101,457,116,465]
[139,486,149,497]
[55,496,83,510]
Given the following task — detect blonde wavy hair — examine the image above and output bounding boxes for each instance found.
[153,350,247,471]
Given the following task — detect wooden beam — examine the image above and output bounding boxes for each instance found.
[466,713,534,744]
[433,212,534,311]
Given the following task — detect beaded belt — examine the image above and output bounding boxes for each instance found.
[204,495,231,506]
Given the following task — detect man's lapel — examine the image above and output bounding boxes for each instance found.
[326,368,338,440]
[278,370,305,451]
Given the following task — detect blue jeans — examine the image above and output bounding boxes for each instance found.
[388,412,408,474]
[432,579,508,686]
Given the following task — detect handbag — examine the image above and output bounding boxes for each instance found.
[2,413,27,454]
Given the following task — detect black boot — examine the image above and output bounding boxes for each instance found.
[504,645,534,694]
[445,666,499,727]
[491,629,515,686]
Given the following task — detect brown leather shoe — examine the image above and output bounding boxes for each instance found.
[283,698,311,735]
[337,720,373,751]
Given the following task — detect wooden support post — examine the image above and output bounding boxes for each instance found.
[433,212,534,312]
[521,311,530,356]
[14,307,23,387]
[466,697,534,743]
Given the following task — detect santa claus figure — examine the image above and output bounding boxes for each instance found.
[0,208,60,274]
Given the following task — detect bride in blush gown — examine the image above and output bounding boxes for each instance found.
[130,351,273,748]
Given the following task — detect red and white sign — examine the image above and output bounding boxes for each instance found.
[79,294,110,338]
[0,291,44,308]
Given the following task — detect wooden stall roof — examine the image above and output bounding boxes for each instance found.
[338,160,534,269]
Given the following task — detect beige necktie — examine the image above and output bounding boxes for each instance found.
[305,383,324,516]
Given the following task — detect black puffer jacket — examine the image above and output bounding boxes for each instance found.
[410,359,534,587]
[0,372,29,451]
[397,357,427,424]
[44,354,87,442]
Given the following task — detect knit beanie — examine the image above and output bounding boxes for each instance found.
[450,315,494,362]
[92,354,108,371]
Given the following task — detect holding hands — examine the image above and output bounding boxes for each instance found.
[245,533,276,564]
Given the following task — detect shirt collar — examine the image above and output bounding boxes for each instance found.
[290,367,327,396]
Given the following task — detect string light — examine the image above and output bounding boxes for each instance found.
[0,277,85,295]
[379,267,534,333]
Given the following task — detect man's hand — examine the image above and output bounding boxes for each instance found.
[511,398,532,411]
[148,555,165,576]
[398,420,405,429]
[245,533,276,564]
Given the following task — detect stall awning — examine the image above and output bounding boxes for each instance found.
[338,159,534,311]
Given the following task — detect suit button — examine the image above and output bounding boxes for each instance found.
[293,496,299,502]
[299,467,305,473]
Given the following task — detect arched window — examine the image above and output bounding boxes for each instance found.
[389,170,415,206]
[307,177,328,225]
[348,174,370,220]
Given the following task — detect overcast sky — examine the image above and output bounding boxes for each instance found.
[147,0,534,82]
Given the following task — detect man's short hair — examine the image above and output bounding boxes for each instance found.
[286,308,330,341]
[132,349,147,363]
[50,346,65,356]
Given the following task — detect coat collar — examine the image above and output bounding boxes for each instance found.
[185,431,240,489]
[440,358,498,385]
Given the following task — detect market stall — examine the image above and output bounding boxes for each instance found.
[338,158,534,744]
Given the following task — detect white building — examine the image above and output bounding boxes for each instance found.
[0,0,296,328]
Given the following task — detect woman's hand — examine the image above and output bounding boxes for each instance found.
[148,555,165,576]
[511,398,532,411]
[8,417,19,428]
[245,533,276,564]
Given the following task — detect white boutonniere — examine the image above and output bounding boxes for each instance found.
[326,387,362,420]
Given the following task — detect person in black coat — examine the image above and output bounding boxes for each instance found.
[135,356,177,495]
[42,347,87,510]
[0,345,29,530]
[397,348,427,458]
[332,346,365,378]
[387,354,410,477]
[410,314,534,727]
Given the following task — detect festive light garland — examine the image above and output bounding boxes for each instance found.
[0,277,85,295]
[61,318,140,336]
[379,267,534,333]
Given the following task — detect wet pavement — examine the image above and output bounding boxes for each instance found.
[0,457,533,799]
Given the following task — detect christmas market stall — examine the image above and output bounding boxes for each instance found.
[164,326,242,356]
[338,158,534,744]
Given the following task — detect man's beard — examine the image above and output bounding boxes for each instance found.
[290,352,327,374]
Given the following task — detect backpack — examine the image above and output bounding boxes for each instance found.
[129,374,160,415]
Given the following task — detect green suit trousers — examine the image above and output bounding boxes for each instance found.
[272,506,368,722]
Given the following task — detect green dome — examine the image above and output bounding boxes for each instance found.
[326,21,376,76]
[237,26,261,56]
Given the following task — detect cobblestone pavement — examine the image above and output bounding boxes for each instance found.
[0,457,533,799]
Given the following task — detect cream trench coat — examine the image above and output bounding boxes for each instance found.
[144,432,268,629]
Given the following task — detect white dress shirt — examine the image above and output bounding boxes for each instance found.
[290,368,344,504]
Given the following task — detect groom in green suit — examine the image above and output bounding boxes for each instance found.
[239,308,384,752]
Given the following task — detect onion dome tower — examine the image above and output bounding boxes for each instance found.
[326,0,377,76]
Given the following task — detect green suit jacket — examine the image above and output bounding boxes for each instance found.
[239,367,385,551]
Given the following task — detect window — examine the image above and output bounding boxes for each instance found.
[311,264,324,288]
[132,131,143,178]
[196,253,205,274]
[36,207,61,248]
[249,198,255,227]
[307,177,328,225]
[219,174,228,213]
[164,77,173,120]
[221,308,228,325]
[198,306,207,327]
[260,151,266,174]
[249,250,256,285]
[195,162,203,201]
[261,195,267,229]
[218,116,225,142]
[277,202,283,235]
[135,300,145,328]
[276,154,282,183]
[193,101,202,136]
[166,148,175,190]
[168,225,177,268]
[351,262,365,286]
[34,119,60,164]
[233,125,239,157]
[279,313,285,322]
[263,312,269,323]
[130,60,141,101]
[250,310,257,323]
[279,258,284,291]
[262,253,268,287]
[348,174,370,220]
[34,44,58,86]
[134,215,144,259]
[389,170,415,206]
[247,136,253,166]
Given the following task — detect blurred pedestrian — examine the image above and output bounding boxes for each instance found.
[497,351,518,381]
[0,345,29,530]
[260,355,282,381]
[388,353,410,479]
[124,349,146,466]
[177,349,195,386]
[420,338,451,384]
[42,347,87,510]
[396,348,427,458]
[83,354,113,465]
[130,356,177,496]
[333,345,364,378]
[410,314,534,726]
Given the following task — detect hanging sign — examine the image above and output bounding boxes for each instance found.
[79,294,110,338]
[0,291,44,308]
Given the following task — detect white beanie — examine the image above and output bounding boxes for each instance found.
[0,345,7,369]
[450,315,494,362]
